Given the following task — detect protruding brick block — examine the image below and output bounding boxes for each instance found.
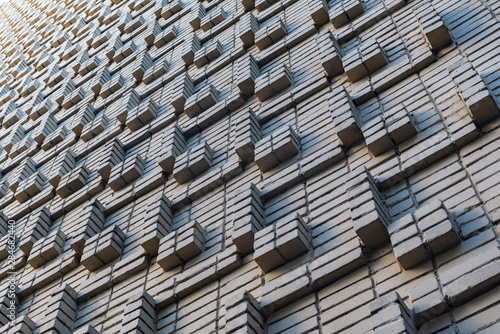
[308,0,329,26]
[38,284,78,334]
[200,7,226,32]
[0,315,35,334]
[181,32,201,66]
[409,277,449,325]
[81,225,125,272]
[153,25,178,49]
[108,154,145,191]
[143,59,170,84]
[100,74,126,99]
[88,66,111,96]
[158,124,186,173]
[189,3,206,30]
[330,0,365,29]
[369,291,417,334]
[254,213,309,273]
[3,124,25,154]
[69,200,106,255]
[388,200,461,269]
[255,63,292,102]
[235,108,262,163]
[329,86,363,147]
[449,59,500,126]
[193,40,222,68]
[131,51,153,82]
[156,0,183,20]
[14,171,45,203]
[126,98,158,131]
[383,103,418,145]
[120,291,156,334]
[56,165,90,198]
[347,167,390,248]
[173,141,213,183]
[113,40,138,63]
[232,183,265,254]
[157,220,205,270]
[9,156,36,192]
[184,84,219,118]
[32,113,58,145]
[413,1,452,52]
[27,228,65,268]
[239,12,259,48]
[139,193,173,256]
[255,18,286,51]
[48,149,76,188]
[113,89,141,125]
[42,125,68,151]
[225,291,264,334]
[344,38,387,82]
[170,73,194,113]
[81,113,108,142]
[70,103,95,136]
[254,125,299,172]
[96,139,125,181]
[237,53,260,97]
[317,29,344,77]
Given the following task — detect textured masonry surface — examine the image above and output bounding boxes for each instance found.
[0,0,500,332]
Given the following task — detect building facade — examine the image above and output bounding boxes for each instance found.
[0,0,499,332]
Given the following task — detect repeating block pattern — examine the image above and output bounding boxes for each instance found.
[330,0,365,29]
[69,199,106,254]
[0,0,500,332]
[328,86,363,147]
[363,104,418,156]
[19,207,51,256]
[232,182,265,254]
[158,124,186,173]
[138,193,173,256]
[235,107,262,163]
[56,164,90,198]
[388,200,461,269]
